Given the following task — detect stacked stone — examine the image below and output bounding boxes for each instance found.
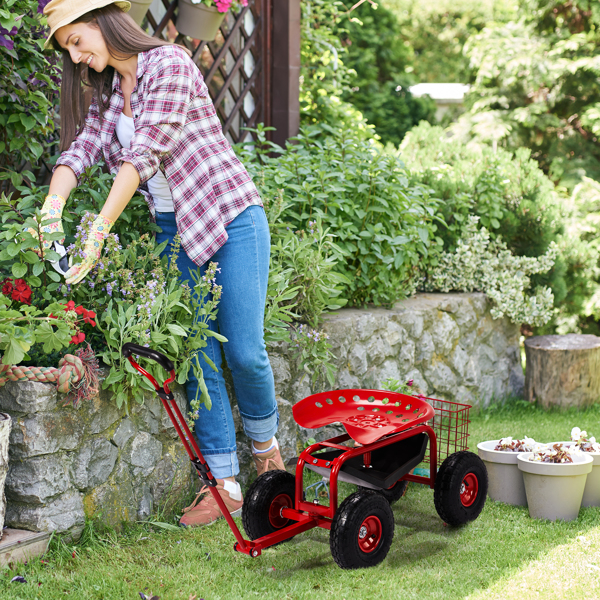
[0,292,523,535]
[0,380,193,539]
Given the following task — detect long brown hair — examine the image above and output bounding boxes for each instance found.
[54,5,178,151]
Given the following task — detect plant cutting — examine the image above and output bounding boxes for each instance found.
[176,0,248,40]
[477,437,540,506]
[517,443,593,521]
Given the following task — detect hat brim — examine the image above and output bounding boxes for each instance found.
[44,1,132,50]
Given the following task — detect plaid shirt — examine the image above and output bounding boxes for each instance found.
[56,45,262,266]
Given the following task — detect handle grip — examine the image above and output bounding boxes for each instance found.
[121,343,175,372]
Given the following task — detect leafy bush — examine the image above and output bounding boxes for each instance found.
[424,216,558,326]
[238,123,442,308]
[333,1,436,147]
[0,0,60,194]
[400,122,571,305]
[456,1,600,189]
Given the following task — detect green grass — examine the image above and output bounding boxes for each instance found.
[1,399,600,600]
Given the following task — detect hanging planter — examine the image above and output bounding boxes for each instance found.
[0,412,11,540]
[128,0,153,26]
[477,440,529,506]
[517,449,593,521]
[176,0,226,40]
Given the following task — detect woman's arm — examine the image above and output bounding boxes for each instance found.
[48,165,78,199]
[99,162,141,222]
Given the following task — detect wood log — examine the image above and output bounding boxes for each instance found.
[524,334,600,408]
[0,412,11,540]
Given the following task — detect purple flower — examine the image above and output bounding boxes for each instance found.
[38,0,52,14]
[106,283,113,296]
[0,27,17,51]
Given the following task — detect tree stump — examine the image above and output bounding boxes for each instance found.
[524,334,600,408]
[0,412,11,540]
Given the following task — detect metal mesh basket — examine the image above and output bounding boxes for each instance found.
[422,397,471,464]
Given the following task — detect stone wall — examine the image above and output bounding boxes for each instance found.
[0,292,522,538]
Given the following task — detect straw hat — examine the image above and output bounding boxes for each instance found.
[43,0,131,50]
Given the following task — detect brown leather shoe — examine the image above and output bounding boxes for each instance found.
[179,479,243,527]
[252,444,285,476]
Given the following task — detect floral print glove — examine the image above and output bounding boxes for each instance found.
[64,214,114,285]
[26,194,66,256]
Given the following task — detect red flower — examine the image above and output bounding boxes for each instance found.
[1,278,13,296]
[11,279,32,305]
[69,332,86,345]
[64,300,75,312]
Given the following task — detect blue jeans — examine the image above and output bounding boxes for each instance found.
[156,206,278,478]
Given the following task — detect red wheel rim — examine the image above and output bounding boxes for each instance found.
[268,493,292,528]
[357,516,382,553]
[460,473,479,507]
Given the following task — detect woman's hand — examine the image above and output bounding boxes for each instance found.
[26,194,66,256]
[64,214,114,285]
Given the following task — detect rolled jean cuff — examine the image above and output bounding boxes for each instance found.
[202,450,239,480]
[241,409,279,443]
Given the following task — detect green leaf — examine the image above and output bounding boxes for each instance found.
[20,114,36,132]
[11,262,27,278]
[166,323,187,337]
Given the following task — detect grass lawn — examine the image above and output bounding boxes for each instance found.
[1,399,600,600]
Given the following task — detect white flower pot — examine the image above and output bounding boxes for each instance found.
[128,0,153,25]
[477,440,527,506]
[517,452,593,521]
[549,442,600,508]
[0,412,11,539]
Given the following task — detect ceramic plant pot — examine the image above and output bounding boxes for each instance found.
[128,0,153,25]
[517,452,593,521]
[477,440,527,506]
[176,0,226,40]
[0,412,11,539]
[549,442,600,508]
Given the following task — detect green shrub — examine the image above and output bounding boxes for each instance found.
[238,123,442,308]
[0,1,61,194]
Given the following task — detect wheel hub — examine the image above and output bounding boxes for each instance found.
[357,515,382,553]
[459,473,479,507]
[268,493,293,528]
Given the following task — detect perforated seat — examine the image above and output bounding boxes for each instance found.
[293,389,435,445]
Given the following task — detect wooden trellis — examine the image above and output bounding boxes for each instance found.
[146,0,272,144]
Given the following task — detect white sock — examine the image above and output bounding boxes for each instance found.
[222,479,242,501]
[252,437,278,454]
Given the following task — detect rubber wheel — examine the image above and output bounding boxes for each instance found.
[358,479,409,505]
[434,451,488,526]
[330,491,395,569]
[242,470,296,542]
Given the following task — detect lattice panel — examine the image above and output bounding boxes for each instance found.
[145,0,268,144]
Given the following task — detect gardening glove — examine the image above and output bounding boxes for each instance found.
[26,194,66,257]
[64,214,114,285]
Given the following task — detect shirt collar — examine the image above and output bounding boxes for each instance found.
[111,51,147,92]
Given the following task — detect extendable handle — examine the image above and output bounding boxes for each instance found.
[121,342,175,372]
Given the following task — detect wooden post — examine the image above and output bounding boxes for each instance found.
[0,413,11,540]
[524,334,600,408]
[270,0,301,146]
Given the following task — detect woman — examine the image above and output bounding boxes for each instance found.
[40,0,284,526]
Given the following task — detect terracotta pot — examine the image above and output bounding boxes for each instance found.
[477,440,527,506]
[0,412,11,539]
[176,0,226,40]
[128,0,153,25]
[517,452,593,521]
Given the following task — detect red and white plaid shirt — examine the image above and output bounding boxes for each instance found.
[56,45,262,266]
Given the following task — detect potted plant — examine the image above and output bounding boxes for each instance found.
[517,444,593,521]
[550,428,600,508]
[176,0,248,40]
[477,437,538,506]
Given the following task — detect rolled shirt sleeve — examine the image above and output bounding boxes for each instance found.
[54,95,103,180]
[119,54,194,184]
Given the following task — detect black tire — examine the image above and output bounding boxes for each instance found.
[358,479,409,505]
[330,491,395,569]
[434,451,488,527]
[242,470,296,542]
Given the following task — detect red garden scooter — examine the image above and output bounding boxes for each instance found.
[123,342,488,570]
